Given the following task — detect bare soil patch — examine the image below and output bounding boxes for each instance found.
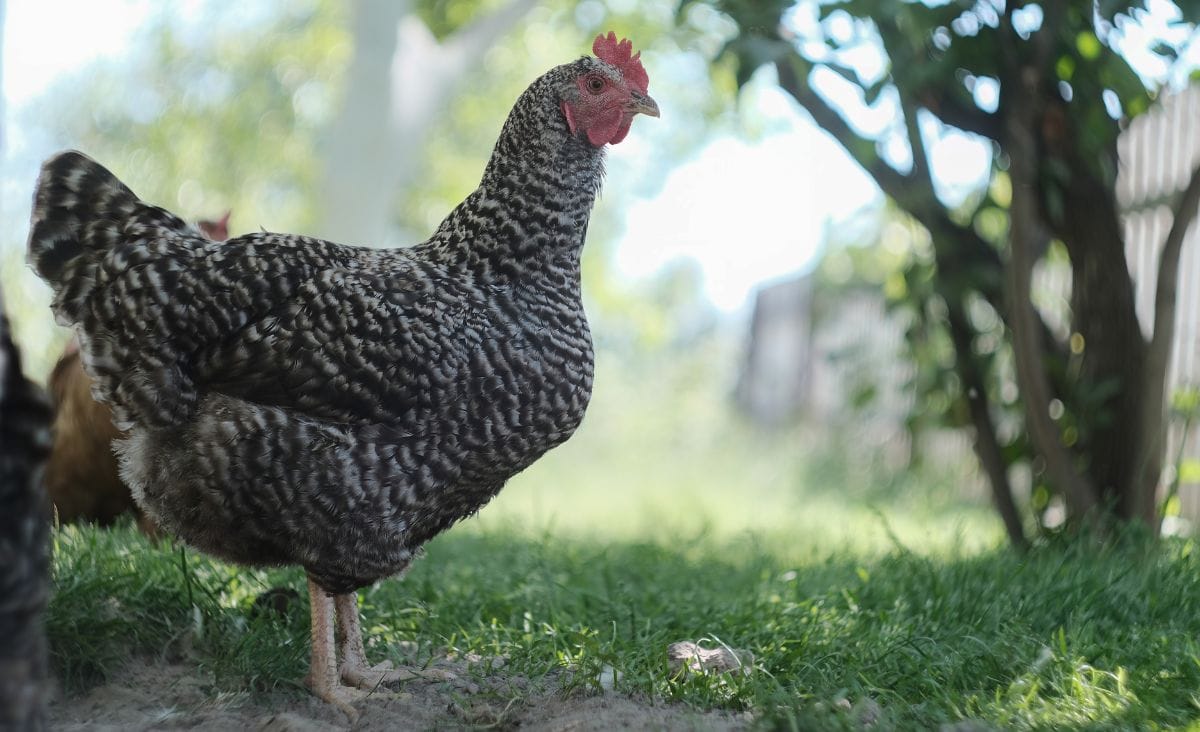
[49,656,750,731]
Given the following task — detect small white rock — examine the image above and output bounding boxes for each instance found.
[598,664,621,692]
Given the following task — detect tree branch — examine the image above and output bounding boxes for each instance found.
[901,97,930,187]
[775,57,916,207]
[775,49,1070,541]
[946,300,1030,551]
[775,51,1074,367]
[1134,162,1200,526]
[919,89,1003,140]
[871,9,1002,144]
[1149,162,1200,367]
[776,58,974,254]
[442,0,537,75]
[775,58,999,267]
[317,0,534,245]
[1002,57,1098,519]
[896,48,1024,548]
[314,0,410,243]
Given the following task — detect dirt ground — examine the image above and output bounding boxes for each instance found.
[48,655,751,731]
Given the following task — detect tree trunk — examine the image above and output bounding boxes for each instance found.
[315,0,409,245]
[315,0,534,246]
[946,301,1029,550]
[1064,214,1148,521]
[1032,97,1172,528]
[1002,62,1099,521]
[1132,165,1200,528]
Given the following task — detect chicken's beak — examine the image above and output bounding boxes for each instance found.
[629,91,660,118]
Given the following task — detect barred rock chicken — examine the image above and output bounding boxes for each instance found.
[43,212,229,538]
[27,33,657,716]
[0,290,54,730]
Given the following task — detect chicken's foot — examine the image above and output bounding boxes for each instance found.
[333,592,457,689]
[305,577,367,721]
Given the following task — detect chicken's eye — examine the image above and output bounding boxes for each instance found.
[586,76,605,94]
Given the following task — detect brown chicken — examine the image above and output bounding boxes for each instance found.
[42,212,229,536]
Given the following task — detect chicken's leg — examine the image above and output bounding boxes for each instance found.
[305,577,365,720]
[333,592,456,688]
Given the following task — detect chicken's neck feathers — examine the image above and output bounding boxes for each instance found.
[420,73,605,280]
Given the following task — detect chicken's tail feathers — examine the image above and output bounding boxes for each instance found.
[27,151,188,324]
[29,151,136,283]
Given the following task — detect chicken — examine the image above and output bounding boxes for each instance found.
[196,211,230,242]
[0,290,54,730]
[26,32,657,717]
[43,341,142,529]
[42,213,230,538]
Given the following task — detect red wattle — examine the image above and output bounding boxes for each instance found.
[607,118,633,145]
[585,110,625,147]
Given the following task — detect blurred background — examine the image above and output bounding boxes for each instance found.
[3,0,1200,553]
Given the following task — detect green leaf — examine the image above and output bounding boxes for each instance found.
[1076,31,1102,60]
[1056,55,1076,82]
[1180,459,1200,484]
[1162,494,1182,517]
[1172,386,1200,415]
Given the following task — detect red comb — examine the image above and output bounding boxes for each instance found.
[592,32,649,94]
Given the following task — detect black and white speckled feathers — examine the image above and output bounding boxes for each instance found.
[0,290,53,730]
[27,56,619,594]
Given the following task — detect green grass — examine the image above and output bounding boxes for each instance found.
[46,484,1200,730]
[41,353,1200,729]
[47,517,1200,730]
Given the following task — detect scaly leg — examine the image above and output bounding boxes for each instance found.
[334,592,457,689]
[304,577,365,720]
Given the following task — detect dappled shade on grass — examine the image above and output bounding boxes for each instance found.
[47,520,1200,730]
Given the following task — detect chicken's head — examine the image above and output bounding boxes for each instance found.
[560,32,659,147]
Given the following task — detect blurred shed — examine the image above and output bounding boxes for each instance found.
[735,276,814,427]
[736,274,945,470]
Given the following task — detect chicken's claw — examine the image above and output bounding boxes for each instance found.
[304,675,368,722]
[340,661,457,690]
